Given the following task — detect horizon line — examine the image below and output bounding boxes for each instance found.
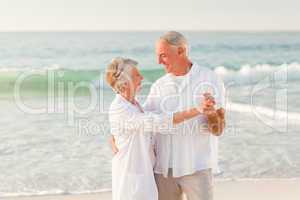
[0,29,300,33]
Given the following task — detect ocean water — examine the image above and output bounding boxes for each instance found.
[0,31,300,197]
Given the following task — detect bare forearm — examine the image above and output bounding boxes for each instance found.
[209,116,225,136]
[173,108,201,124]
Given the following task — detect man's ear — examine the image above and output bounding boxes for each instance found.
[177,46,185,56]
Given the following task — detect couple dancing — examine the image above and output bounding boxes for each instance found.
[106,31,225,200]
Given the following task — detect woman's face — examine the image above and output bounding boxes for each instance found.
[126,66,144,96]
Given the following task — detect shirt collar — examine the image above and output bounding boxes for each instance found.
[178,62,201,92]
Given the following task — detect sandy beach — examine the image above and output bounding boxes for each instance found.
[5,179,300,200]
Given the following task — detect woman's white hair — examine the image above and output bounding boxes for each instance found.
[105,57,138,93]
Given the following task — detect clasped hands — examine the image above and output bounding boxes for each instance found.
[199,93,225,136]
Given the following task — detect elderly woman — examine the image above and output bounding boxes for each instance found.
[106,57,214,200]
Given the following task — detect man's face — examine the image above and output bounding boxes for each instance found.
[156,40,180,73]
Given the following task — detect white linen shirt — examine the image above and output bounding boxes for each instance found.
[143,62,226,178]
[109,94,173,200]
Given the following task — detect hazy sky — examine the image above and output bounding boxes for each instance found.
[1,0,299,31]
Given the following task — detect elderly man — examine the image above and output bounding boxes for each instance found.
[110,31,225,200]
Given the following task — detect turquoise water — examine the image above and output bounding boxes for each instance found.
[0,32,300,70]
[0,32,300,197]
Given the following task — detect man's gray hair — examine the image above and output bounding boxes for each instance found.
[160,31,188,48]
[160,31,189,54]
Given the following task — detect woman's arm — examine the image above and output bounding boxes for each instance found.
[115,93,213,134]
[173,107,203,124]
[116,106,203,134]
[126,103,207,133]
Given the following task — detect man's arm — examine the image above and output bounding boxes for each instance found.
[202,93,225,136]
[205,108,225,136]
[206,72,226,136]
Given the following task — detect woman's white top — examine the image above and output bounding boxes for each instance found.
[109,94,173,200]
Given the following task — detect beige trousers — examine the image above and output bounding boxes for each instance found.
[154,169,213,200]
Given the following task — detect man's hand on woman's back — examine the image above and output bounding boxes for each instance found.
[109,136,119,155]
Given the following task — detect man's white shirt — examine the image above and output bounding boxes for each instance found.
[143,62,226,178]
